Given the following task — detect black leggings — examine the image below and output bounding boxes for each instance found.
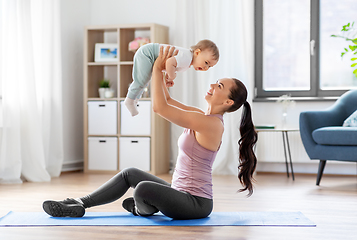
[80,167,213,220]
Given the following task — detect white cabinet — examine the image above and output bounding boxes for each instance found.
[120,101,151,135]
[88,101,117,135]
[88,137,118,171]
[119,137,150,171]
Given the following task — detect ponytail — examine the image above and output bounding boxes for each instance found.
[227,78,258,197]
[238,102,257,197]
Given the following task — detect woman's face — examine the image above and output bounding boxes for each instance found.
[205,78,235,106]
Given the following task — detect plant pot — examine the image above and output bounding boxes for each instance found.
[98,88,107,98]
[104,89,114,98]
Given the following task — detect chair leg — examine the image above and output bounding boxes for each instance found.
[316,160,326,186]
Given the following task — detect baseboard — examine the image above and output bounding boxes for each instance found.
[62,160,84,172]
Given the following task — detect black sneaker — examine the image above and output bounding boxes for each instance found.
[122,197,138,216]
[43,198,85,217]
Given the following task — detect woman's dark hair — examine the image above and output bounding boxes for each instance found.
[227,78,258,197]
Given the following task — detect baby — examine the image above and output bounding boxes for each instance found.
[124,39,219,116]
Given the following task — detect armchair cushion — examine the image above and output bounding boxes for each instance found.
[312,127,357,146]
[343,110,357,127]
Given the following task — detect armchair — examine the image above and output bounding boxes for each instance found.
[299,90,357,185]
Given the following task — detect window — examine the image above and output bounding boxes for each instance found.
[255,0,357,99]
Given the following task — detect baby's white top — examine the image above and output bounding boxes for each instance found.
[160,44,193,72]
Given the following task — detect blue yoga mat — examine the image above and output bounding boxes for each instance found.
[0,211,315,227]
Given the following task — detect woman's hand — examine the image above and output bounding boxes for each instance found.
[154,45,178,72]
[152,45,179,115]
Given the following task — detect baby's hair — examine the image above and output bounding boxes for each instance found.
[191,39,219,61]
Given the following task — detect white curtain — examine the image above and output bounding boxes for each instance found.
[0,0,63,183]
[172,0,255,175]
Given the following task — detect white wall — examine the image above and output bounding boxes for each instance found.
[88,0,176,32]
[60,0,90,170]
[253,101,334,130]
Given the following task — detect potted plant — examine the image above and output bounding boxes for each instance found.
[331,22,357,77]
[98,79,110,98]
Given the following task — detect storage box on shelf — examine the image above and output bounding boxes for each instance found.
[120,100,151,136]
[83,23,170,174]
[119,137,151,171]
[88,101,117,135]
[88,137,118,171]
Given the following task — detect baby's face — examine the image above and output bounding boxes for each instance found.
[191,49,218,71]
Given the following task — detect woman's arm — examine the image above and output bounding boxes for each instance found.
[151,46,216,131]
[161,76,204,114]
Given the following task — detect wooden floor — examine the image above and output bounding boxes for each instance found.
[0,171,356,240]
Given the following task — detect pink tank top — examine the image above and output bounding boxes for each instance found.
[171,114,223,199]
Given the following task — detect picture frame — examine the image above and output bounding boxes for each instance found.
[94,43,118,62]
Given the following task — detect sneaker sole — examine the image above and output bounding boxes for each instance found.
[43,200,85,217]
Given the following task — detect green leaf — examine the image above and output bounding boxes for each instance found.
[351,58,357,61]
[351,63,357,67]
[330,34,347,39]
[342,24,351,31]
[345,48,349,52]
[353,39,357,44]
[341,52,346,57]
[99,79,110,88]
[349,45,357,51]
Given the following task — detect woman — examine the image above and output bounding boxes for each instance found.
[43,46,257,220]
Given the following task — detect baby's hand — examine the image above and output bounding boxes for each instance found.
[165,72,176,82]
[165,73,175,87]
[165,79,175,87]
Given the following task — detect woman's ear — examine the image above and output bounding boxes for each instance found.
[225,99,234,106]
